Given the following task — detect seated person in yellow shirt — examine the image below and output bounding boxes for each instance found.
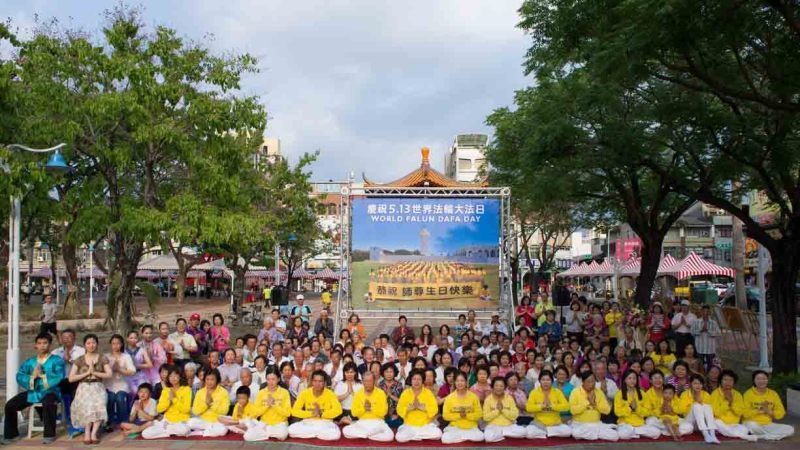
[143,366,193,439]
[679,374,720,444]
[710,370,757,441]
[342,372,394,442]
[526,370,571,438]
[742,370,795,441]
[614,370,661,439]
[188,369,231,437]
[241,369,291,441]
[642,371,693,438]
[218,386,258,434]
[569,371,618,441]
[441,372,484,444]
[395,369,442,442]
[288,370,343,441]
[483,376,527,442]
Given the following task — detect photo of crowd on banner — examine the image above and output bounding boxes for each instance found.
[4,293,794,445]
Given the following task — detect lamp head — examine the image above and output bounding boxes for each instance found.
[288,233,297,242]
[45,149,70,173]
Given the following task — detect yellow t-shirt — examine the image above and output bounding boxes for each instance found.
[483,393,519,427]
[650,352,677,376]
[605,311,623,338]
[642,388,686,422]
[291,387,342,420]
[192,386,231,422]
[526,387,569,426]
[710,388,746,425]
[614,389,648,426]
[351,387,388,420]
[321,291,332,305]
[156,386,193,423]
[442,391,482,429]
[397,387,438,427]
[232,402,258,420]
[252,386,292,425]
[569,387,611,423]
[742,387,786,425]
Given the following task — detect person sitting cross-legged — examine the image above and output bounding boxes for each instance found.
[570,371,619,441]
[526,370,572,439]
[288,370,343,441]
[240,369,291,441]
[395,369,442,443]
[342,372,394,442]
[3,333,66,445]
[142,366,193,439]
[709,370,757,442]
[482,376,528,442]
[441,372,484,444]
[742,370,795,441]
[187,369,230,437]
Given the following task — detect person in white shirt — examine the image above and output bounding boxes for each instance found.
[671,300,697,358]
[466,310,483,337]
[229,368,259,403]
[486,313,509,336]
[268,342,292,368]
[168,318,198,367]
[334,362,363,425]
[593,361,618,403]
[104,334,136,431]
[324,349,344,385]
[218,349,242,391]
[394,348,413,385]
[51,329,86,431]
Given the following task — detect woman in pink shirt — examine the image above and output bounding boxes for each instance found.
[139,325,166,385]
[210,313,230,352]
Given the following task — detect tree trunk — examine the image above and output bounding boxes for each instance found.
[510,256,519,305]
[109,239,143,332]
[634,235,663,307]
[769,240,799,374]
[61,241,83,317]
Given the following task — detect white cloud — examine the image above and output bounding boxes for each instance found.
[2,0,530,180]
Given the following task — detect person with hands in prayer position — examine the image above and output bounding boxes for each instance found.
[288,370,343,441]
[395,369,442,442]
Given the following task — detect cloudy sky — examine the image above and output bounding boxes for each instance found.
[2,0,530,181]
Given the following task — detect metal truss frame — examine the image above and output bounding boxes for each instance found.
[335,185,513,332]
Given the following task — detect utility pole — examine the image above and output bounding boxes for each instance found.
[732,216,747,310]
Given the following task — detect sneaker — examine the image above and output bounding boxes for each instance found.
[42,437,56,445]
[0,437,21,445]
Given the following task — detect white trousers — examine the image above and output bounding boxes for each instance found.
[342,419,394,442]
[483,424,527,442]
[141,419,191,439]
[617,423,662,440]
[714,419,756,442]
[744,421,795,441]
[571,422,619,441]
[240,418,289,441]
[186,417,228,437]
[395,423,443,442]
[685,404,718,432]
[526,422,572,439]
[287,418,341,441]
[441,425,484,444]
[645,416,694,436]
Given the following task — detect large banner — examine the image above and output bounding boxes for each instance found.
[351,197,500,309]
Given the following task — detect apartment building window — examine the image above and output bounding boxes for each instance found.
[458,158,472,170]
[687,227,711,238]
[716,226,732,237]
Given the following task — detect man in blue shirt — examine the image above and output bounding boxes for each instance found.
[3,333,65,444]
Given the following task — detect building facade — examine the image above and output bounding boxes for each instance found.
[444,133,488,183]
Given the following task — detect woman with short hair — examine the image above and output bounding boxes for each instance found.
[569,371,618,441]
[441,372,484,444]
[742,370,795,440]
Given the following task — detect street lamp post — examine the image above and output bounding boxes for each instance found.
[3,143,68,400]
[88,242,95,316]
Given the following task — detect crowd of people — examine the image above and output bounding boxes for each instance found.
[4,292,795,445]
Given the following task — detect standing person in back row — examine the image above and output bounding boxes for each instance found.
[321,287,332,311]
[672,300,696,358]
[690,305,720,372]
[290,295,312,325]
[40,294,58,337]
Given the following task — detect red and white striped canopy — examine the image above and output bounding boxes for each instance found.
[292,268,315,279]
[664,252,735,280]
[558,262,588,277]
[588,259,613,276]
[657,254,678,273]
[620,258,641,276]
[315,267,339,279]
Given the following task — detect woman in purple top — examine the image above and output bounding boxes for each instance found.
[125,330,151,393]
[139,325,166,385]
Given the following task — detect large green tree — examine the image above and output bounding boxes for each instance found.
[518,0,800,373]
[487,74,694,307]
[15,8,266,330]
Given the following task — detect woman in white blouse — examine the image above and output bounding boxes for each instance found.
[104,334,136,431]
[334,362,363,425]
